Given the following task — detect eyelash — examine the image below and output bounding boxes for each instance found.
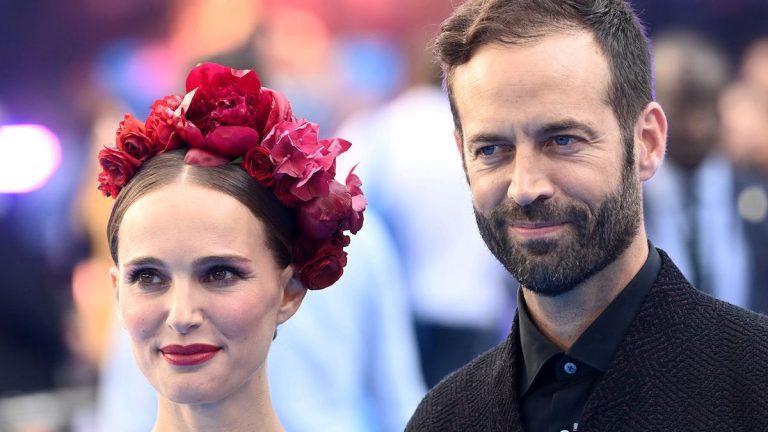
[124,265,250,289]
[199,265,250,285]
[126,268,167,289]
[474,135,582,158]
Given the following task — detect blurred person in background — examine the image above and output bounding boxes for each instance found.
[717,37,768,314]
[336,14,515,389]
[643,30,757,308]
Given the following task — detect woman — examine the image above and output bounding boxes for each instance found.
[98,62,366,431]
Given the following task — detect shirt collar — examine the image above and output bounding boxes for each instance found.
[517,243,661,395]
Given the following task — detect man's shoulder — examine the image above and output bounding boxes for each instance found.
[406,336,518,431]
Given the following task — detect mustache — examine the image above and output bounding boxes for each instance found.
[487,199,590,227]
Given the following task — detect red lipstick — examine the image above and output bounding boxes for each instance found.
[160,344,221,366]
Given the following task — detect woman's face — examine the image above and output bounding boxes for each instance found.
[111,182,305,405]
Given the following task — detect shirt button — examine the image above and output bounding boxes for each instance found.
[564,362,578,374]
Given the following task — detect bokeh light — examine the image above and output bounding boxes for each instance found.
[0,124,62,193]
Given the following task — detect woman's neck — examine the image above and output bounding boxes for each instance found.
[152,370,284,432]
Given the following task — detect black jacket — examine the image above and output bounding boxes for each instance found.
[406,250,768,431]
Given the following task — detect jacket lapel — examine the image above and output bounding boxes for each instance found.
[579,254,695,428]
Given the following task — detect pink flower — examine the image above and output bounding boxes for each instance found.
[262,120,352,201]
[344,168,366,234]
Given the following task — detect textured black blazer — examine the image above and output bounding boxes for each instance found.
[406,250,768,431]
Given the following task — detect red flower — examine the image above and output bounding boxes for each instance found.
[344,168,366,234]
[273,176,301,207]
[183,148,230,167]
[116,114,154,162]
[255,87,295,138]
[97,146,140,197]
[242,145,275,186]
[297,180,353,240]
[294,238,348,290]
[145,96,183,151]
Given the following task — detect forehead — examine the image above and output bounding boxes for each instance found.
[451,30,613,130]
[118,182,266,262]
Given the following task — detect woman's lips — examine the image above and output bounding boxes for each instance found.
[160,344,221,366]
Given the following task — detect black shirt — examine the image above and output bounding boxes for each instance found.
[517,245,661,432]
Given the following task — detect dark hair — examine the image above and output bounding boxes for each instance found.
[107,149,296,267]
[435,0,653,158]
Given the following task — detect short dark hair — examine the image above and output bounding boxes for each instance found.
[106,149,296,267]
[435,0,653,152]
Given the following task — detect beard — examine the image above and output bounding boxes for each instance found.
[474,162,642,297]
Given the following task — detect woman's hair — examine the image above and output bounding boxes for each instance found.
[107,149,296,267]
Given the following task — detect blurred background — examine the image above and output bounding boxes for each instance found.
[0,0,767,430]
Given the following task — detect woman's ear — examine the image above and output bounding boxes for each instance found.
[277,267,307,325]
[109,266,127,329]
[635,101,668,181]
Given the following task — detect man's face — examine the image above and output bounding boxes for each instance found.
[451,31,643,296]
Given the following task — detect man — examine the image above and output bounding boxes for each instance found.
[406,1,768,431]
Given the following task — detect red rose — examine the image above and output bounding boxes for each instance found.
[297,180,352,240]
[145,96,183,151]
[97,146,139,197]
[116,114,154,162]
[97,171,120,198]
[242,145,275,186]
[295,239,348,290]
[273,176,301,207]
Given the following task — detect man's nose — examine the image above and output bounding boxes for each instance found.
[165,282,202,335]
[507,146,555,206]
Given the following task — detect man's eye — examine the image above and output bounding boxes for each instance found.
[479,145,497,156]
[552,136,575,146]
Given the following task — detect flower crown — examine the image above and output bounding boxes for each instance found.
[97,62,366,290]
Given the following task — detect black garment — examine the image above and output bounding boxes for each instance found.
[518,246,660,432]
[406,249,768,431]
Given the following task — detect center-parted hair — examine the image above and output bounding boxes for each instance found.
[107,149,297,268]
[434,0,653,149]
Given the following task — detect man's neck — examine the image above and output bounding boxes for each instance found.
[522,232,650,350]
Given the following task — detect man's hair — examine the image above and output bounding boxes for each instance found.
[435,0,653,150]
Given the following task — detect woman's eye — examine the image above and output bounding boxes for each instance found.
[127,268,167,289]
[138,272,160,284]
[202,267,243,284]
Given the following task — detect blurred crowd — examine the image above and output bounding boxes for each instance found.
[0,0,767,430]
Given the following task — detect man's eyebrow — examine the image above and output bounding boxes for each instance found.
[465,133,514,146]
[537,119,600,140]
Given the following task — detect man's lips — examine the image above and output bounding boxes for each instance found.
[508,221,568,238]
[160,344,221,366]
